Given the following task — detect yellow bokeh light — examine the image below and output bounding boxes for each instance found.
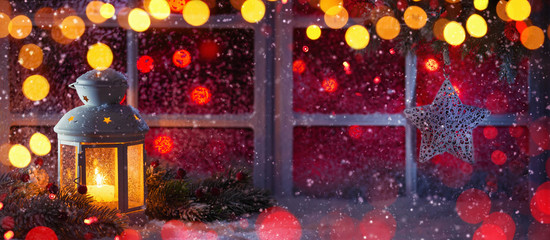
[87,43,113,70]
[466,14,487,38]
[345,25,370,50]
[9,144,31,168]
[241,0,265,23]
[376,16,400,40]
[404,6,427,30]
[129,8,151,32]
[444,21,466,46]
[319,0,343,12]
[146,0,171,20]
[306,24,321,40]
[100,3,116,19]
[61,16,86,39]
[0,13,11,38]
[30,132,51,156]
[433,18,449,40]
[23,75,49,101]
[506,0,531,21]
[324,6,348,29]
[496,0,511,22]
[18,44,43,70]
[183,1,210,26]
[474,0,488,10]
[86,1,107,24]
[520,26,544,50]
[8,15,32,39]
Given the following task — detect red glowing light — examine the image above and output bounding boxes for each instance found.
[154,135,174,154]
[389,48,395,54]
[120,94,126,105]
[137,55,154,73]
[473,224,506,240]
[483,126,498,139]
[515,21,528,34]
[456,188,491,224]
[191,86,212,105]
[256,207,302,240]
[453,85,460,95]
[173,49,192,68]
[84,216,98,225]
[373,76,381,84]
[425,58,439,71]
[484,212,516,240]
[119,229,141,240]
[0,202,3,210]
[348,125,363,139]
[359,209,396,240]
[322,78,338,93]
[491,150,507,165]
[4,231,14,240]
[168,0,187,12]
[161,220,186,240]
[302,46,309,52]
[343,61,352,74]
[48,193,56,199]
[25,226,58,240]
[292,60,306,74]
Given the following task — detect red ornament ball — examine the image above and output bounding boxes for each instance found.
[176,168,187,179]
[173,49,192,68]
[34,158,44,167]
[25,226,58,240]
[77,184,88,195]
[47,183,59,195]
[1,216,15,230]
[456,188,491,224]
[195,188,204,198]
[137,55,154,73]
[20,173,30,182]
[151,159,160,168]
[236,172,247,182]
[191,86,212,105]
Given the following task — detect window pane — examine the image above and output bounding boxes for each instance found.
[85,147,118,209]
[59,144,76,190]
[137,28,255,114]
[145,128,254,177]
[9,26,127,113]
[9,126,57,178]
[127,144,144,209]
[293,29,405,114]
[415,44,528,114]
[293,126,405,202]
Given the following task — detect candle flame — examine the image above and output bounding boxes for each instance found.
[95,168,104,185]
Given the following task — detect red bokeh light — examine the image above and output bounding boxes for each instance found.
[533,182,550,215]
[154,135,174,154]
[302,46,309,52]
[483,126,498,139]
[137,55,154,73]
[318,212,359,240]
[292,60,306,74]
[484,212,516,240]
[256,207,302,240]
[161,220,185,240]
[528,222,550,240]
[119,229,141,240]
[348,125,363,139]
[491,150,507,165]
[359,210,396,240]
[173,49,192,68]
[508,126,524,138]
[199,40,219,61]
[322,78,338,93]
[191,86,212,105]
[432,153,473,188]
[389,48,395,54]
[456,188,491,224]
[473,224,506,240]
[425,58,439,71]
[48,193,56,199]
[25,226,58,240]
[373,76,381,84]
[515,20,528,34]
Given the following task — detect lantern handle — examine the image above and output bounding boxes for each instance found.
[68,83,76,89]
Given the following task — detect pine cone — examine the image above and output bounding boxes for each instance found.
[1,216,14,230]
[78,185,88,194]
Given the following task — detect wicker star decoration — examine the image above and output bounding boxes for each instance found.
[404,78,490,163]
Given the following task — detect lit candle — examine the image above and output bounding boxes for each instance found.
[87,168,115,202]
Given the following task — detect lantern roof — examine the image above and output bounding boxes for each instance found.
[54,69,149,143]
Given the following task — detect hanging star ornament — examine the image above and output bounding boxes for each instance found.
[404,78,491,163]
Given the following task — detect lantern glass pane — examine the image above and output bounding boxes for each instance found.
[85,147,118,209]
[59,144,77,189]
[127,144,144,209]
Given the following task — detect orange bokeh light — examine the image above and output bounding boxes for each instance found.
[292,60,306,74]
[322,78,338,93]
[191,86,212,105]
[154,135,174,154]
[425,58,439,71]
[168,0,187,12]
[173,49,192,68]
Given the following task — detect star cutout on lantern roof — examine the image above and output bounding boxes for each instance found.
[403,78,490,163]
[83,96,89,102]
[68,116,74,122]
[134,114,140,121]
[103,117,112,124]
